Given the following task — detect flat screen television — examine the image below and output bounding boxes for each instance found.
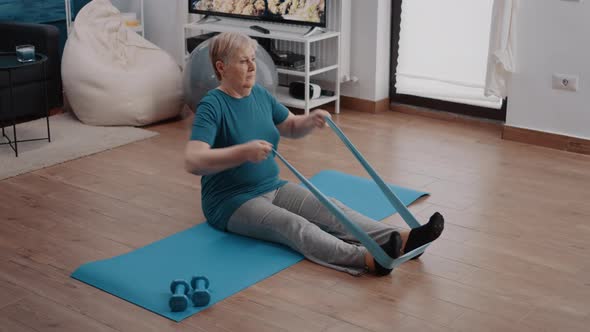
[189,0,327,28]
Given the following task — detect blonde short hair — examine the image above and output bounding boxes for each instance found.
[209,32,258,81]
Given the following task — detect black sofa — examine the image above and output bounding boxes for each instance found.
[0,21,63,120]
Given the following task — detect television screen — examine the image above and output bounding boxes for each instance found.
[189,0,327,28]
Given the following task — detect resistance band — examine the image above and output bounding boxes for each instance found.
[274,117,431,269]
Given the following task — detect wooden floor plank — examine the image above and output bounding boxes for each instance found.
[0,258,204,332]
[1,109,589,331]
[0,278,31,311]
[0,314,38,332]
[0,296,120,332]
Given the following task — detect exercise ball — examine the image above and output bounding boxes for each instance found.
[183,40,278,111]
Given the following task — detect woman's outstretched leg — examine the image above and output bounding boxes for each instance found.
[227,189,370,276]
[272,183,406,275]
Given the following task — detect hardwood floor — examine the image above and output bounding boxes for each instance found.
[1,109,589,331]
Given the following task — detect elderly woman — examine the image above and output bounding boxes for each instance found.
[184,32,444,276]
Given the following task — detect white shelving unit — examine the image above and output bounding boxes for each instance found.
[184,19,341,114]
[65,0,144,36]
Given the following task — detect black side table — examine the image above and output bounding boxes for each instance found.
[0,52,50,157]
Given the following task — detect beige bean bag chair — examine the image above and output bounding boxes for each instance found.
[62,0,183,126]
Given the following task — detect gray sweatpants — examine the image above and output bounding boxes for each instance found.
[227,182,400,276]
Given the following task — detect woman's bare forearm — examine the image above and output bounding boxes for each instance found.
[185,145,246,175]
[287,114,315,138]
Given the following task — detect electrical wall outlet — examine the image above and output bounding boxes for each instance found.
[552,74,579,92]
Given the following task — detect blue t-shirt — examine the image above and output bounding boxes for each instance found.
[190,84,290,230]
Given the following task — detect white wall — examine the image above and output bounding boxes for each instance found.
[142,0,186,64]
[345,0,590,139]
[340,0,391,101]
[114,0,185,64]
[506,0,590,139]
[374,0,392,101]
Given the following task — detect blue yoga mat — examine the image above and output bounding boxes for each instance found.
[71,170,428,322]
[305,170,428,221]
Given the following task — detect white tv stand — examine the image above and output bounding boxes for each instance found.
[184,19,341,114]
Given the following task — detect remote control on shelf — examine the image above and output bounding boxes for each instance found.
[250,25,270,34]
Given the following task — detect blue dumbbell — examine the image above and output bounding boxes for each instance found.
[169,279,190,312]
[190,276,211,307]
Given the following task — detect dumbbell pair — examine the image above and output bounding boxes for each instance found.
[169,276,210,312]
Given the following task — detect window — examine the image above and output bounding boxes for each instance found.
[390,0,507,121]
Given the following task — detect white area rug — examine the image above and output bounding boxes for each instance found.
[0,112,159,180]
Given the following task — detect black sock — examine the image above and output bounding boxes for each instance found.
[404,212,445,260]
[373,231,402,276]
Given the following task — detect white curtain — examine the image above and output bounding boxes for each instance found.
[485,0,518,98]
[395,0,506,109]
